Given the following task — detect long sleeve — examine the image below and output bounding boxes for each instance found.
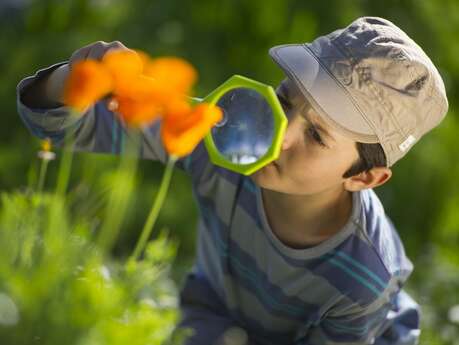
[294,289,420,345]
[17,62,220,186]
[17,61,172,162]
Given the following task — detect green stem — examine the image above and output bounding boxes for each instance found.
[46,128,76,249]
[37,158,49,192]
[47,110,83,238]
[55,130,75,197]
[96,129,139,253]
[130,156,176,261]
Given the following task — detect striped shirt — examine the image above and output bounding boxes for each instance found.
[17,62,420,345]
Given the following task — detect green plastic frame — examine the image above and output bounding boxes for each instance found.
[193,75,287,175]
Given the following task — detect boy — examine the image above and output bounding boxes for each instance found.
[17,17,447,345]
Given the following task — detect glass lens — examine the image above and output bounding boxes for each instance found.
[212,87,274,165]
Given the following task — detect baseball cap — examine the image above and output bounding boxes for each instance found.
[269,17,448,166]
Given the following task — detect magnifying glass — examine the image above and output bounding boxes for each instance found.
[192,75,287,175]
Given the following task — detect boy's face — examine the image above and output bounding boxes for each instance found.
[250,78,360,195]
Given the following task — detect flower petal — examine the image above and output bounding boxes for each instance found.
[114,95,163,127]
[110,75,172,127]
[161,103,222,157]
[63,60,113,112]
[143,57,197,94]
[102,50,144,83]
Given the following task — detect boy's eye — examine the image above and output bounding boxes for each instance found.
[306,125,326,147]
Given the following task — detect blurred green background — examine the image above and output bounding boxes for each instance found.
[1,0,458,343]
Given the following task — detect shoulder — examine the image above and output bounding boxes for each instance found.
[356,189,413,281]
[325,189,413,308]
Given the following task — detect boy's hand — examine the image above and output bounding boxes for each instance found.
[52,41,134,103]
[22,40,133,108]
[68,40,133,66]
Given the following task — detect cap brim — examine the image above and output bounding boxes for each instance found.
[269,44,378,143]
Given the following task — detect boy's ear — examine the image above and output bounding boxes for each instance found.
[343,167,392,192]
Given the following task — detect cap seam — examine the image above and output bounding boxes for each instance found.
[360,69,408,138]
[421,91,438,135]
[417,72,436,136]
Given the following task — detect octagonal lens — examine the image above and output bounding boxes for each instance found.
[211,87,274,165]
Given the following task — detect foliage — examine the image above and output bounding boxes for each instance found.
[0,187,183,344]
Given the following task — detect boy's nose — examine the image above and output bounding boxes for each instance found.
[281,122,297,151]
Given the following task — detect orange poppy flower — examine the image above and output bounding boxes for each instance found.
[63,49,203,131]
[110,95,162,127]
[161,103,222,158]
[102,52,196,127]
[163,98,193,118]
[102,50,144,93]
[63,60,113,112]
[143,57,197,94]
[108,74,170,126]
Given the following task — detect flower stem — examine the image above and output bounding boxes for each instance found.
[47,129,75,244]
[55,131,74,197]
[97,129,139,253]
[37,159,49,192]
[130,156,176,261]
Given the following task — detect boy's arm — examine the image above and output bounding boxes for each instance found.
[17,62,165,162]
[294,289,420,345]
[17,41,173,164]
[17,42,215,180]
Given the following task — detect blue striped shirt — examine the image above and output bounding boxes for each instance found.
[17,62,420,345]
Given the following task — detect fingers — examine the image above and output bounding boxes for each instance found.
[68,44,92,66]
[69,40,132,67]
[105,41,137,57]
[85,41,110,60]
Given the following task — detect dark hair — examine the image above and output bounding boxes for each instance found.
[343,142,387,178]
